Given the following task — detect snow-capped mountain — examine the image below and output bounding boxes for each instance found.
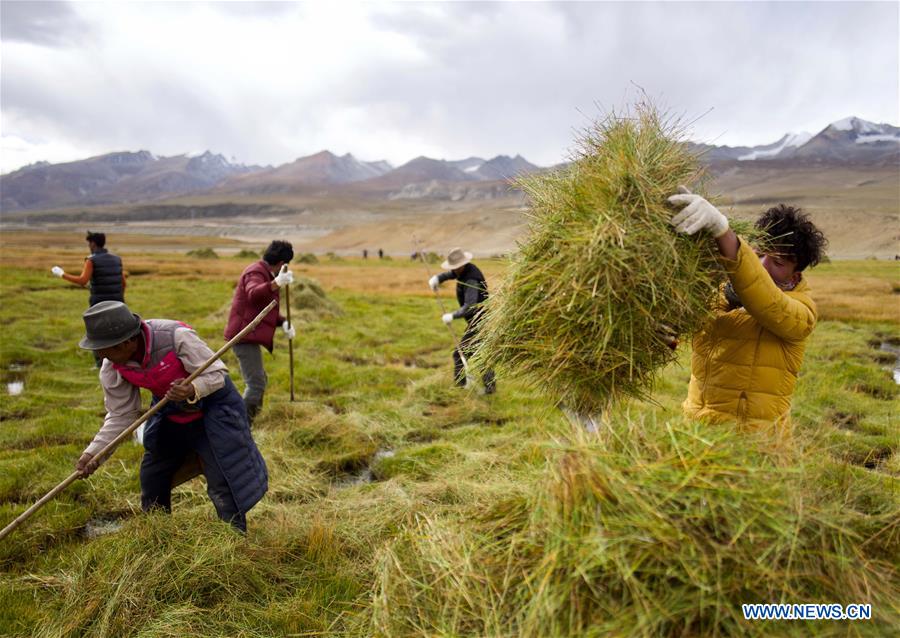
[692,117,897,165]
[737,132,813,161]
[790,117,900,164]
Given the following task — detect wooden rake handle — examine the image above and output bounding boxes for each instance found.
[0,299,277,542]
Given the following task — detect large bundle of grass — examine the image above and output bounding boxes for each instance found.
[474,104,749,414]
[370,417,900,636]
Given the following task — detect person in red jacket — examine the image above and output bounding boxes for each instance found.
[225,241,295,423]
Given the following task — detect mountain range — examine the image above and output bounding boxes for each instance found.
[688,117,899,165]
[1,117,896,213]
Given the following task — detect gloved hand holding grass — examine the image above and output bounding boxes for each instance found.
[667,186,730,237]
[442,312,454,325]
[51,266,65,277]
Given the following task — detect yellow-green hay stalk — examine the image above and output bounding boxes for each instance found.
[474,104,755,414]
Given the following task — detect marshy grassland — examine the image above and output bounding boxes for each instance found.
[0,234,897,637]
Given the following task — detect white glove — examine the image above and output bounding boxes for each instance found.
[282,320,295,339]
[442,312,454,325]
[428,275,439,292]
[273,264,294,287]
[667,186,729,238]
[51,266,65,277]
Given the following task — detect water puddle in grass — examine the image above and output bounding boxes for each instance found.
[879,342,900,385]
[4,362,28,396]
[335,449,395,487]
[83,517,124,538]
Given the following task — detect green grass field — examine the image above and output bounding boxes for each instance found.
[0,242,897,637]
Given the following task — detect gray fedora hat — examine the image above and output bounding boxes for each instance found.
[79,301,143,350]
[441,247,473,270]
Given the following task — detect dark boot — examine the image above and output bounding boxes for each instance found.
[482,369,496,395]
[452,348,467,387]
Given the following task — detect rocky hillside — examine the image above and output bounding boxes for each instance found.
[0,151,260,212]
[2,117,896,212]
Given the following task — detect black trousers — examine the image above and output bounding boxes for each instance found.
[139,417,246,532]
[453,320,496,392]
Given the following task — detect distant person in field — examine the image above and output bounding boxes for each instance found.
[51,231,126,306]
[378,248,384,259]
[52,231,127,366]
[428,247,496,394]
[75,301,267,532]
[668,189,827,442]
[225,240,295,424]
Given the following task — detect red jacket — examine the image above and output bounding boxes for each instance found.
[225,260,284,351]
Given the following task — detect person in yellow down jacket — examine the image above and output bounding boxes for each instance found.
[667,187,827,442]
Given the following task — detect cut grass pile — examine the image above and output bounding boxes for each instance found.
[475,105,760,415]
[18,511,365,638]
[296,253,319,265]
[185,248,219,259]
[371,416,900,637]
[232,249,260,260]
[290,276,342,321]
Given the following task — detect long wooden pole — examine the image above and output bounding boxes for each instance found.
[0,299,277,542]
[285,283,295,402]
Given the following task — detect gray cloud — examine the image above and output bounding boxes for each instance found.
[0,0,93,47]
[1,1,897,172]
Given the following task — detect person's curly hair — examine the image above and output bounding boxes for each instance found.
[755,204,827,271]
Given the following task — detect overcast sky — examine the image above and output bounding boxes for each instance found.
[1,0,897,173]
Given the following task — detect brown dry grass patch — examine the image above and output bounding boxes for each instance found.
[3,230,896,312]
[805,273,900,322]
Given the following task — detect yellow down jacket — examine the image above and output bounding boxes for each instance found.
[683,238,817,430]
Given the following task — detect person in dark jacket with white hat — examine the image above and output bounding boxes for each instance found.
[75,301,268,532]
[428,247,496,394]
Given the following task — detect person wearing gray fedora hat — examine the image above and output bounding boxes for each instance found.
[75,301,268,532]
[427,247,496,394]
